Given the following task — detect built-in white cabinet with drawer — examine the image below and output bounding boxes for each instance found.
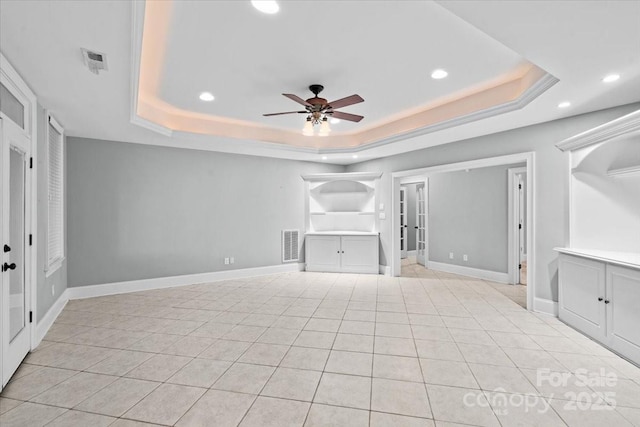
[306,234,379,274]
[558,250,640,365]
[302,172,382,274]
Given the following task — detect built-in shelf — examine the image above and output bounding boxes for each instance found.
[607,165,640,177]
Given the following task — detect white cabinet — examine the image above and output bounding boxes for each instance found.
[606,266,640,363]
[306,234,379,274]
[558,252,640,365]
[302,172,382,274]
[558,255,606,341]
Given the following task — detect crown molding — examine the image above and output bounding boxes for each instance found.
[556,109,640,152]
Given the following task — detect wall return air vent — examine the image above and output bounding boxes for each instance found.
[81,48,108,74]
[282,230,300,263]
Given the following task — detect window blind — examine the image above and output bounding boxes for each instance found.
[47,120,64,267]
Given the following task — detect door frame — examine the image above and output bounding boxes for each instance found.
[1,52,38,387]
[508,167,527,285]
[391,152,535,311]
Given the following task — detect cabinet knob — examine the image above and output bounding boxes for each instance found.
[604,300,610,304]
[598,297,603,301]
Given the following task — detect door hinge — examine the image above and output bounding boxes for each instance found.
[518,223,522,230]
[29,234,33,246]
[29,311,33,323]
[518,184,522,190]
[30,157,33,169]
[519,263,522,270]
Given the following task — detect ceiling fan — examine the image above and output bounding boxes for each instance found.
[263,84,364,125]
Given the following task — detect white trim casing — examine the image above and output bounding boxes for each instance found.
[427,261,510,284]
[379,265,391,276]
[34,291,68,348]
[0,51,39,358]
[533,297,559,317]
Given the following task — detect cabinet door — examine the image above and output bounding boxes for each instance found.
[305,236,341,272]
[606,266,640,365]
[341,236,379,274]
[558,254,606,341]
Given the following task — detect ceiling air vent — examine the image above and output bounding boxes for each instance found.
[81,48,108,74]
[282,229,300,263]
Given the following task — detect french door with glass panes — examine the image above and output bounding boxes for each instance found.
[416,182,427,266]
[1,114,32,387]
[400,187,407,258]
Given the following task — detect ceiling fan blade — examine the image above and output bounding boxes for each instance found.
[283,93,312,107]
[263,111,308,116]
[331,111,364,123]
[327,94,364,110]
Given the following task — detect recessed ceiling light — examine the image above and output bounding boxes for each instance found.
[330,118,341,124]
[251,0,279,14]
[199,92,215,101]
[352,154,358,159]
[558,101,571,108]
[602,73,620,83]
[431,69,448,79]
[322,156,327,160]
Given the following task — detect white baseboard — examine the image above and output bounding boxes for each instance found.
[379,265,391,275]
[407,250,417,257]
[67,263,305,300]
[34,290,69,348]
[427,261,509,283]
[534,297,559,317]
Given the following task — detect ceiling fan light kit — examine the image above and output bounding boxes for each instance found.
[263,84,364,136]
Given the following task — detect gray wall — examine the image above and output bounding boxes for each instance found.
[66,137,343,287]
[346,103,640,301]
[428,164,522,272]
[36,104,67,322]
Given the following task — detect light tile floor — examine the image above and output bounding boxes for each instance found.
[402,257,527,309]
[2,270,640,426]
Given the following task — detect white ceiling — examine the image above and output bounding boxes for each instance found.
[1,0,639,164]
[159,0,526,132]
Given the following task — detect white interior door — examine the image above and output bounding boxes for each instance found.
[400,187,407,259]
[416,182,427,266]
[1,117,32,387]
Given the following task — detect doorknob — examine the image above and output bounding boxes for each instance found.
[3,244,10,252]
[3,262,16,272]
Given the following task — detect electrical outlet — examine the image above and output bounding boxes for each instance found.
[224,257,230,265]
[463,254,468,261]
[230,257,235,264]
[449,252,454,259]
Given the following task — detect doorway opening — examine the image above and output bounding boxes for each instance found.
[391,152,535,311]
[1,53,38,389]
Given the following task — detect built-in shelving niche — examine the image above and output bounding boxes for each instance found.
[303,172,381,233]
[557,109,640,254]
